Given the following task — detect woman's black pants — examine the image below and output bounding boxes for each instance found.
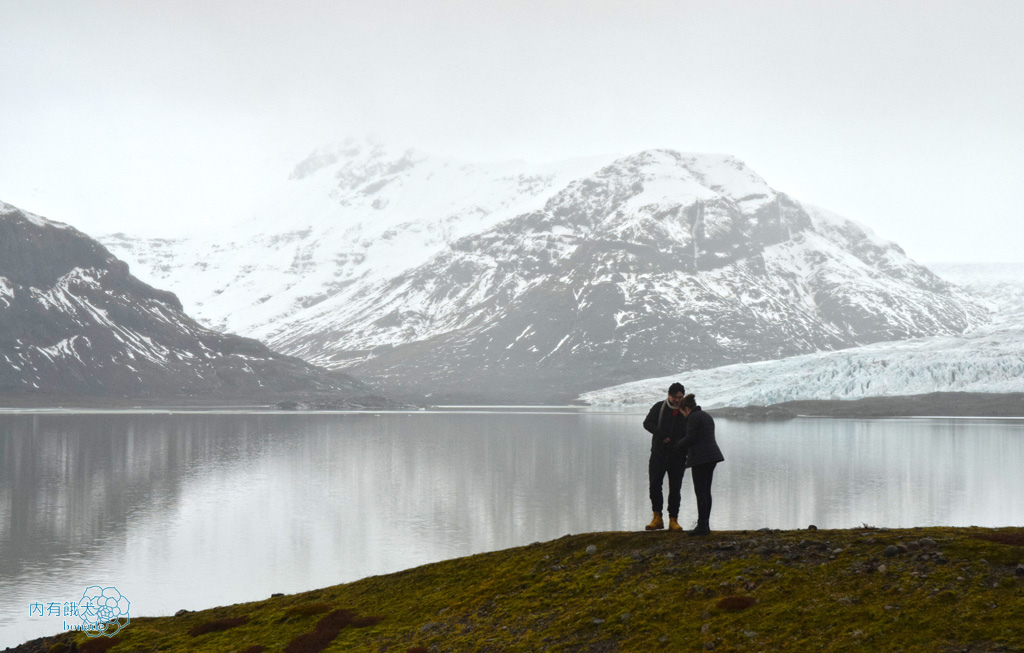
[690,462,718,526]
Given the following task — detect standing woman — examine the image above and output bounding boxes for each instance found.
[677,393,724,536]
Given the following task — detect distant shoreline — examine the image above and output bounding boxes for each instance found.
[2,391,1024,419]
[714,391,1024,420]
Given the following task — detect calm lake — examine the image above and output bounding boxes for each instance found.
[1,408,1022,646]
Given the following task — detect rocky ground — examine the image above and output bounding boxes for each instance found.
[770,392,1024,418]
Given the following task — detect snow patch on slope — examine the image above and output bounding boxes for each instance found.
[0,200,71,230]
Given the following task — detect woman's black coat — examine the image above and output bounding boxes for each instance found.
[676,406,724,468]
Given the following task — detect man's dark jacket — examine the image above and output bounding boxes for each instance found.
[677,406,725,468]
[643,400,687,464]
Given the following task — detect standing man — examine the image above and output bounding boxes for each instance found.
[642,382,688,531]
[678,393,724,536]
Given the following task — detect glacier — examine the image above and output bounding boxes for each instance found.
[580,263,1024,408]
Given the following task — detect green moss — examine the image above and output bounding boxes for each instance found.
[20,527,1024,652]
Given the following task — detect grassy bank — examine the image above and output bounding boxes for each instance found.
[15,527,1024,652]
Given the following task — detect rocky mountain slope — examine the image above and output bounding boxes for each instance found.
[103,144,986,403]
[0,201,380,404]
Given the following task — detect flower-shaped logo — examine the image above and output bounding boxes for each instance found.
[77,586,130,638]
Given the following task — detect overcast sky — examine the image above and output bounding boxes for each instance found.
[2,0,1022,262]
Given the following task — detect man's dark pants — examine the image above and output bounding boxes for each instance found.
[649,454,685,518]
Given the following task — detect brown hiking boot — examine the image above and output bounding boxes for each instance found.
[644,512,664,531]
[668,517,683,532]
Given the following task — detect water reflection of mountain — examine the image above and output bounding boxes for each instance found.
[2,411,1023,649]
[0,414,306,581]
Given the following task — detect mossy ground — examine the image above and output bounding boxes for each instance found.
[18,527,1024,652]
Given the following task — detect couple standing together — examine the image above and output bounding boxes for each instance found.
[642,383,723,536]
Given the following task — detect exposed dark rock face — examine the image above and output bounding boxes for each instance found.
[0,201,376,404]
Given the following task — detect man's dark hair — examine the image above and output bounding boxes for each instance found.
[668,382,685,396]
[682,393,697,409]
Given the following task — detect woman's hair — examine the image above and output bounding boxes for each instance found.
[682,393,697,409]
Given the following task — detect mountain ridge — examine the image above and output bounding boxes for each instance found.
[0,200,384,405]
[101,144,985,403]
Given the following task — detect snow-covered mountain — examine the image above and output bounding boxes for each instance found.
[103,140,611,338]
[0,201,379,403]
[102,143,985,403]
[581,263,1024,408]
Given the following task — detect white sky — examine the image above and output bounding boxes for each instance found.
[1,0,1022,262]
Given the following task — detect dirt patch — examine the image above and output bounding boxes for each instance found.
[716,596,756,611]
[973,532,1024,547]
[79,637,123,653]
[189,616,251,637]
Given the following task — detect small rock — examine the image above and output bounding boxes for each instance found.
[919,537,937,549]
[174,609,191,617]
[936,556,949,565]
[743,630,758,638]
[586,544,597,555]
[620,613,632,622]
[271,593,284,598]
[877,564,888,573]
[701,623,710,633]
[1015,564,1024,577]
[883,545,900,557]
[906,541,921,551]
[659,635,670,643]
[592,618,605,625]
[807,524,818,530]
[757,527,772,533]
[832,548,844,555]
